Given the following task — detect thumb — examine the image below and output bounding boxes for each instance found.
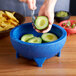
[28,0,34,10]
[33,0,37,10]
[38,9,44,16]
[19,0,27,3]
[28,0,37,10]
[38,11,43,16]
[48,14,54,25]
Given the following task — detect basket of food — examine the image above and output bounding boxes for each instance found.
[0,10,25,38]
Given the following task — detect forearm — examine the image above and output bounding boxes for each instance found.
[44,0,57,10]
[45,0,57,4]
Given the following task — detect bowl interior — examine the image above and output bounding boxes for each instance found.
[11,23,63,42]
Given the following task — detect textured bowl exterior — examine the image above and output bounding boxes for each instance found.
[10,23,67,58]
[10,23,67,67]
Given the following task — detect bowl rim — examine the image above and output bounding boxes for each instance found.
[10,23,67,46]
[59,20,76,30]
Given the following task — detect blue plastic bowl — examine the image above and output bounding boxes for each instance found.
[10,23,67,67]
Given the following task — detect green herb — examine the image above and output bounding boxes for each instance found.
[71,25,74,28]
[66,21,71,27]
[71,24,76,28]
[63,23,65,25]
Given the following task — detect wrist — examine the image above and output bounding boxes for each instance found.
[44,0,57,9]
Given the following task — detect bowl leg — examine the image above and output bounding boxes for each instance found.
[16,51,20,59]
[57,50,61,57]
[34,57,46,67]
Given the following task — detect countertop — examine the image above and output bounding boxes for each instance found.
[0,16,76,76]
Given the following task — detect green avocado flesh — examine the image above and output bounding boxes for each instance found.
[21,34,34,42]
[56,11,68,17]
[21,33,58,43]
[35,16,49,30]
[27,37,42,43]
[41,33,58,42]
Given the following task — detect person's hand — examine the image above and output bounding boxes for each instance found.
[19,0,37,10]
[35,0,57,33]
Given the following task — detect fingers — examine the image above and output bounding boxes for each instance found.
[33,0,37,10]
[20,0,37,10]
[41,24,52,33]
[47,13,54,25]
[38,5,45,16]
[34,24,52,33]
[38,12,42,16]
[19,0,27,3]
[38,11,44,16]
[38,12,54,33]
[38,8,43,16]
[39,8,54,25]
[28,0,33,10]
[28,0,37,10]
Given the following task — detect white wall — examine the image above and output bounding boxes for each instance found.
[55,0,70,12]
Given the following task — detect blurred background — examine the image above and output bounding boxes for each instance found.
[0,0,75,16]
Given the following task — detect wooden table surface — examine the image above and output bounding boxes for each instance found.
[0,16,76,76]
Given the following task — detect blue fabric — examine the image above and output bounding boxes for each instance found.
[0,0,44,16]
[0,0,70,16]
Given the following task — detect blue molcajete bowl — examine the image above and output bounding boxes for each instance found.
[10,23,67,67]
